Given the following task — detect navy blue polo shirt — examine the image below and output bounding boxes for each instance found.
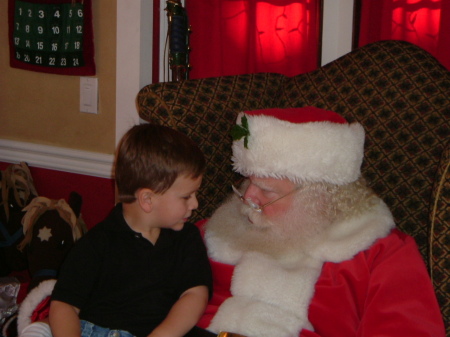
[52,203,212,337]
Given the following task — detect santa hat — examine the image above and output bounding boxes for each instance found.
[231,107,365,185]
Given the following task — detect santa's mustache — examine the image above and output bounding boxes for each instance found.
[239,202,274,230]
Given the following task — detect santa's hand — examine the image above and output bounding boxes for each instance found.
[218,332,247,337]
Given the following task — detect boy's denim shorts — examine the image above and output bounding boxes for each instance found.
[80,320,135,337]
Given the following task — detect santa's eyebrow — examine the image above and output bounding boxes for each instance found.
[249,179,276,192]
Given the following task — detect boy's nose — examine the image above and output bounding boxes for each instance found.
[190,195,199,210]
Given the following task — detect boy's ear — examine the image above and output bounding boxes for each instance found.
[137,188,154,212]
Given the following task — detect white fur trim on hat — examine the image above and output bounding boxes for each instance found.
[232,112,365,185]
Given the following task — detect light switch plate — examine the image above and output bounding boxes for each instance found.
[80,77,98,114]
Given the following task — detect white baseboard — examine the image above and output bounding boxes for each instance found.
[0,139,114,179]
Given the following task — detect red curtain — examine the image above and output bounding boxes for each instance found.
[358,0,450,70]
[186,0,321,79]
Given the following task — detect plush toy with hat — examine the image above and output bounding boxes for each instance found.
[12,192,87,336]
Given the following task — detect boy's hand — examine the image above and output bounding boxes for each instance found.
[148,285,209,337]
[49,300,81,337]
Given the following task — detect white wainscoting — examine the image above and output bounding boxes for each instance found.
[0,139,114,179]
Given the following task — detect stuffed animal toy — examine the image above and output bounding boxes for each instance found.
[0,162,38,276]
[12,192,86,336]
[18,192,86,291]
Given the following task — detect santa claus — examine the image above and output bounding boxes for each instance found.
[195,107,445,337]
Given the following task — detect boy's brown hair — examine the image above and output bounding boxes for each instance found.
[115,124,205,203]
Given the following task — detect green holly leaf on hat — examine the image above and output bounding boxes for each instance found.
[231,115,250,148]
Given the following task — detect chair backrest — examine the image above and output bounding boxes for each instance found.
[137,40,449,332]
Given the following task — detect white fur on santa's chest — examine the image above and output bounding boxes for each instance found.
[208,251,322,337]
[232,252,322,312]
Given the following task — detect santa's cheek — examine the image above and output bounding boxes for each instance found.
[262,206,287,218]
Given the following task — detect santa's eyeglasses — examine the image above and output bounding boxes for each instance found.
[231,180,302,213]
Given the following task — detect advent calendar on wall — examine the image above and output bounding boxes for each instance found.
[8,0,95,75]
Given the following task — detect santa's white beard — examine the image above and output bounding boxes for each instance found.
[205,192,334,336]
[206,182,396,337]
[229,193,333,259]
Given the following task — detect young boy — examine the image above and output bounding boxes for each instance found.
[49,124,213,337]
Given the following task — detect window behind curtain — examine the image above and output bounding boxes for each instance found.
[357,0,450,70]
[186,0,322,79]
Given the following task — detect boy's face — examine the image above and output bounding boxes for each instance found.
[151,174,202,231]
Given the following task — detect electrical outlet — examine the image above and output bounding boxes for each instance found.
[80,77,98,114]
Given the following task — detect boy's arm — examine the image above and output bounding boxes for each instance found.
[148,285,209,337]
[49,300,81,337]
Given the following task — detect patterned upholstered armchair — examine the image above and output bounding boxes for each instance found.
[137,40,450,333]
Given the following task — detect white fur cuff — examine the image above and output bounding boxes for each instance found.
[17,280,56,334]
[208,296,311,337]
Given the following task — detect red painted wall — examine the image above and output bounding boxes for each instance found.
[0,162,115,229]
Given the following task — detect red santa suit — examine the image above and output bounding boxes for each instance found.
[195,216,445,337]
[196,107,445,337]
